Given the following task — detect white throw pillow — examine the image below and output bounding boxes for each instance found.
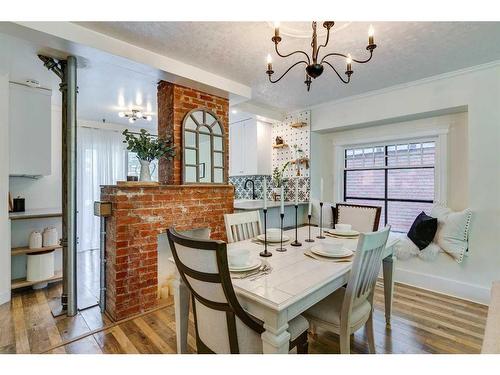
[430,204,472,263]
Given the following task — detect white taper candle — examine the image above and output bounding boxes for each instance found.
[294,178,299,205]
[320,178,324,202]
[263,178,268,210]
[308,201,312,216]
[280,186,285,214]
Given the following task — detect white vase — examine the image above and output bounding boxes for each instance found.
[139,159,152,182]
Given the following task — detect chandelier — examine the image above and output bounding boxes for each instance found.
[118,109,152,123]
[266,22,377,91]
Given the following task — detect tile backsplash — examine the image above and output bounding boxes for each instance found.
[229,175,310,202]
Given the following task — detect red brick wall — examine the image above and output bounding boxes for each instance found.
[157,81,229,185]
[101,184,234,321]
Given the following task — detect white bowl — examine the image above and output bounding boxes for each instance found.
[335,223,352,232]
[228,248,251,267]
[321,242,345,255]
[266,228,281,241]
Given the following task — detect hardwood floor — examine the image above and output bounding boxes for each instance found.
[0,281,487,354]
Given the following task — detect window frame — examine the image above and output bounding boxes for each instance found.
[342,141,436,227]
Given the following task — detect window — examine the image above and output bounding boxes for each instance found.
[183,109,225,184]
[127,151,158,181]
[343,141,435,232]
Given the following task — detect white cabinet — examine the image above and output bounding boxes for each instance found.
[9,83,52,177]
[229,118,272,176]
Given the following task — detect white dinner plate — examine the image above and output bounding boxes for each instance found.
[229,258,261,272]
[310,246,354,258]
[328,229,360,237]
[256,234,290,243]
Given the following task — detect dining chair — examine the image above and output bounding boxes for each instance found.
[304,226,391,354]
[224,210,262,243]
[332,203,382,232]
[167,227,309,354]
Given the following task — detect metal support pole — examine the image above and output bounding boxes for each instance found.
[62,56,78,316]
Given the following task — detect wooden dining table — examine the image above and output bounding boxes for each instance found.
[172,226,400,354]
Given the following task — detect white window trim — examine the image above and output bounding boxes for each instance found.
[332,127,449,207]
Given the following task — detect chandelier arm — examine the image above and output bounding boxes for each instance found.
[268,60,309,84]
[323,61,351,84]
[275,43,311,65]
[315,26,331,60]
[320,49,373,65]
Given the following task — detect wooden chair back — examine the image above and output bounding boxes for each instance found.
[224,210,262,243]
[332,203,382,232]
[167,227,264,353]
[340,226,391,332]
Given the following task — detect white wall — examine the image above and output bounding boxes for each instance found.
[309,63,500,304]
[0,73,11,305]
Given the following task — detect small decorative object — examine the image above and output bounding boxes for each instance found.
[13,196,25,212]
[292,144,305,176]
[276,186,287,252]
[126,176,138,182]
[291,178,302,247]
[272,161,290,200]
[266,22,377,91]
[42,227,58,247]
[122,129,175,182]
[275,136,284,145]
[27,252,55,287]
[260,179,272,257]
[29,231,43,249]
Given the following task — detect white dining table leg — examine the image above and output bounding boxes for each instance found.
[173,271,190,353]
[261,313,291,354]
[382,254,395,326]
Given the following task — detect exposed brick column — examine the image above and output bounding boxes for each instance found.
[157,82,230,185]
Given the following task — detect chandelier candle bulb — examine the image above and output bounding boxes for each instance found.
[368,25,375,45]
[346,54,352,72]
[274,21,280,38]
[267,54,273,72]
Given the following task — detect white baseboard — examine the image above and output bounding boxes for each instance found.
[0,290,10,306]
[395,266,491,305]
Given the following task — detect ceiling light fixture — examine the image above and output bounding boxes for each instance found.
[266,22,377,92]
[118,109,152,123]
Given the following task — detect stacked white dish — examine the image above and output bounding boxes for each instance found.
[256,228,290,243]
[310,242,353,258]
[227,248,261,272]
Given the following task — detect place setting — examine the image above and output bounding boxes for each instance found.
[325,223,360,240]
[228,248,273,280]
[303,241,354,263]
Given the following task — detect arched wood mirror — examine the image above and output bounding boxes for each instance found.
[182,109,225,184]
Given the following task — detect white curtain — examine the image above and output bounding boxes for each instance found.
[77,127,127,252]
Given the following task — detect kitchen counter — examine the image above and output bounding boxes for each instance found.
[233,199,308,228]
[234,199,308,211]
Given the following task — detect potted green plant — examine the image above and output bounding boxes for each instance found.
[122,129,175,182]
[272,161,290,199]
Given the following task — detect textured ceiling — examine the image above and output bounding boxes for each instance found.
[78,21,500,110]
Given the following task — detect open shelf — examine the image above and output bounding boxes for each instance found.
[11,271,63,290]
[290,122,307,128]
[9,208,62,221]
[272,143,289,149]
[11,245,62,256]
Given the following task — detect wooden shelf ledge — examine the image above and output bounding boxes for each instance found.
[272,143,289,149]
[11,271,63,290]
[290,122,307,128]
[11,245,62,256]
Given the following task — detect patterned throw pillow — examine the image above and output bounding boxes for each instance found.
[430,204,472,263]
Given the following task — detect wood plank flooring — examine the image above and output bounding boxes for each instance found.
[0,281,488,354]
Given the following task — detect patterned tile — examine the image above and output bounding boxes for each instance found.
[229,175,310,203]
